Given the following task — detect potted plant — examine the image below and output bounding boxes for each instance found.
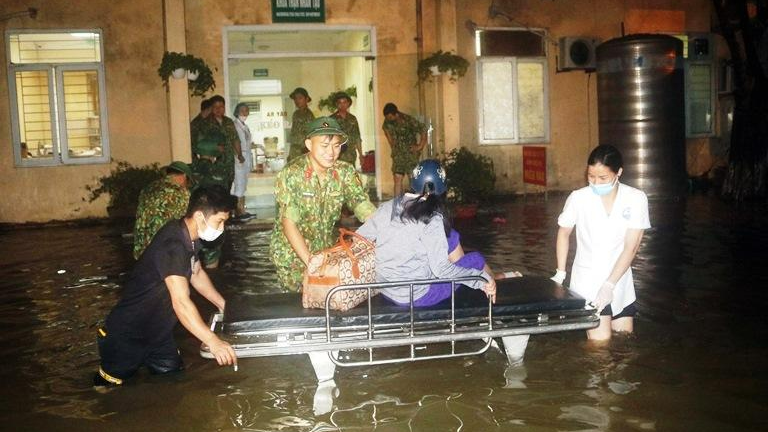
[317,85,358,113]
[417,50,470,82]
[84,161,164,219]
[157,51,216,97]
[440,147,496,218]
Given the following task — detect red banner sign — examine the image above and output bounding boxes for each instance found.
[522,146,547,186]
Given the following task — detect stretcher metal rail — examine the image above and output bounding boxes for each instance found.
[201,276,599,369]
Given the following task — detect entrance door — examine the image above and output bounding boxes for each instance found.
[224,26,378,199]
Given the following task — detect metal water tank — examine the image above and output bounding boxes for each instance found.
[596,34,686,197]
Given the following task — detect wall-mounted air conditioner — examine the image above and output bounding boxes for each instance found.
[558,37,599,71]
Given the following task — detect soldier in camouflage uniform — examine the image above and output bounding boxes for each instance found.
[287,87,315,163]
[190,98,212,162]
[270,117,377,291]
[382,103,427,196]
[193,95,242,190]
[190,136,228,268]
[132,161,193,259]
[331,92,363,167]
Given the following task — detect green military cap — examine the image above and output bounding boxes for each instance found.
[333,91,352,104]
[166,161,193,180]
[305,116,348,144]
[289,87,311,102]
[196,138,222,156]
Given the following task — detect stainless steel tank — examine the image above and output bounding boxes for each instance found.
[596,34,687,197]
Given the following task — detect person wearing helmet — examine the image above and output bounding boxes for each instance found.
[356,159,498,306]
[330,92,363,167]
[287,87,316,163]
[270,116,377,291]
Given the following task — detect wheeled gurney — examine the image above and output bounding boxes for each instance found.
[201,276,598,384]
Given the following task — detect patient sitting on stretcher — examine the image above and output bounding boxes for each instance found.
[356,159,519,307]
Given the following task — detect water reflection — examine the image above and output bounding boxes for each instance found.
[0,195,767,430]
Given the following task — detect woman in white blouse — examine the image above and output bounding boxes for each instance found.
[551,145,651,341]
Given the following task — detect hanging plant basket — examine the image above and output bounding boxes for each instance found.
[171,68,186,79]
[158,51,216,97]
[417,50,470,82]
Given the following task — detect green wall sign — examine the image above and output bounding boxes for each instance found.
[272,0,325,23]
[253,68,269,77]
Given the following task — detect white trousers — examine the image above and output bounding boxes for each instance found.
[231,151,253,197]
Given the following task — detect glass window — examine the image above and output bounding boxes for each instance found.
[7,30,109,166]
[476,30,549,144]
[14,69,55,160]
[686,63,713,136]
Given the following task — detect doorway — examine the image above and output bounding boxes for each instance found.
[223,25,379,208]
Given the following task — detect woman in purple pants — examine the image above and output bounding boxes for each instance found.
[356,159,509,307]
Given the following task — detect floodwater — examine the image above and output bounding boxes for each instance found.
[0,194,767,431]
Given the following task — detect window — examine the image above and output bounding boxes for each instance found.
[675,33,715,137]
[6,30,109,166]
[476,29,549,145]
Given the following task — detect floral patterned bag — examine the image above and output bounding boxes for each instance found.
[302,228,377,311]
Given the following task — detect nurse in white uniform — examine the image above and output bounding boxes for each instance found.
[231,102,254,219]
[551,144,650,341]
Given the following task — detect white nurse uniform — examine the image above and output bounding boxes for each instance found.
[557,183,651,316]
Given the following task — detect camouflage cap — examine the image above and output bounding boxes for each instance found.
[289,87,311,102]
[305,116,349,144]
[166,161,193,178]
[333,91,352,104]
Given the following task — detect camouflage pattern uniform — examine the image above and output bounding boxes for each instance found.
[132,177,190,259]
[382,113,426,174]
[269,155,377,291]
[189,114,207,162]
[331,111,362,165]
[190,139,228,267]
[194,117,238,188]
[287,107,315,163]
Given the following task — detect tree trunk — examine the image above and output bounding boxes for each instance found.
[714,0,768,200]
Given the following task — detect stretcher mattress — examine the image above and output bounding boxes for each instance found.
[222,276,587,334]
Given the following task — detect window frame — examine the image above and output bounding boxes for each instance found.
[6,29,110,167]
[475,28,550,146]
[684,58,716,138]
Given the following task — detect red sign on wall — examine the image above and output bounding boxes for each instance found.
[522,146,547,186]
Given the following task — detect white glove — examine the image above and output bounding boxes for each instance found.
[594,280,615,313]
[550,269,566,285]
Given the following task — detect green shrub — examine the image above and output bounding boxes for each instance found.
[440,147,496,204]
[85,161,164,217]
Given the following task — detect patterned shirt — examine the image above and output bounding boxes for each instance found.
[287,107,315,163]
[331,111,362,165]
[132,177,190,259]
[269,155,377,290]
[382,113,426,174]
[193,116,238,187]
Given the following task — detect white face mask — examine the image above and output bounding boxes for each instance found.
[197,214,223,241]
[238,115,248,123]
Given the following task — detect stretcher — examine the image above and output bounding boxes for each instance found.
[201,276,598,383]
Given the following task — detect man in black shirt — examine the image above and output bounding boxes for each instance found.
[95,186,238,386]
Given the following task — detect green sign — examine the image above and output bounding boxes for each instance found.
[253,68,269,77]
[272,0,325,23]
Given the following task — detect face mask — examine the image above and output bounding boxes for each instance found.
[197,214,223,241]
[589,177,619,196]
[238,115,248,122]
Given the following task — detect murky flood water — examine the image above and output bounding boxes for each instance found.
[1,195,767,431]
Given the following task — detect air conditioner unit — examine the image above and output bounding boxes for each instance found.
[558,37,599,71]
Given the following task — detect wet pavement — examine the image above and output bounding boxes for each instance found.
[0,194,767,431]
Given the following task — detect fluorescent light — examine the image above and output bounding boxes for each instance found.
[239,80,282,95]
